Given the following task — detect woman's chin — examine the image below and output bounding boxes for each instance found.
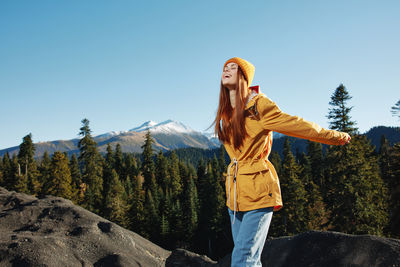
[222,81,235,89]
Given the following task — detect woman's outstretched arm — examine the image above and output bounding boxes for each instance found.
[257,94,351,146]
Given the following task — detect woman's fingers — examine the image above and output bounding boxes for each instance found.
[341,133,351,145]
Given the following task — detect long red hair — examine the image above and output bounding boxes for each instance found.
[212,68,249,150]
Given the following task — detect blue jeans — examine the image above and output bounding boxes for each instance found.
[228,207,273,267]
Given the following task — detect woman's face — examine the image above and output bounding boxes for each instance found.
[222,62,238,90]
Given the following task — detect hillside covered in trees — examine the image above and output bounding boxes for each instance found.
[0,84,399,260]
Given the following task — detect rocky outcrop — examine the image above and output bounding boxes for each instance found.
[1,186,399,267]
[165,249,217,267]
[0,187,216,266]
[218,230,400,267]
[0,186,170,266]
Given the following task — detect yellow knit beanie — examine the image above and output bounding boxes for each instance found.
[223,57,255,87]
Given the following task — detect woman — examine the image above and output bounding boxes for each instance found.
[213,57,351,266]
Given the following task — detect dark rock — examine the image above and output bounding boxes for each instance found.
[218,230,400,267]
[165,248,217,267]
[0,186,170,266]
[94,254,137,267]
[68,226,83,236]
[98,221,112,233]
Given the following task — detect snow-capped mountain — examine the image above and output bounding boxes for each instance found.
[129,120,196,134]
[94,120,196,139]
[128,121,158,133]
[95,130,128,139]
[203,131,217,139]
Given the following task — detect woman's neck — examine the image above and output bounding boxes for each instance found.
[230,88,252,109]
[229,90,236,109]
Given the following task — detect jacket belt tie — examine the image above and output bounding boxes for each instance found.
[227,158,238,224]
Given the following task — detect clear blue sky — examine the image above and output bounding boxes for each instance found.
[1,0,399,149]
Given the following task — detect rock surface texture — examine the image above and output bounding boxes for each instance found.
[1,186,399,267]
[218,230,400,267]
[0,187,175,266]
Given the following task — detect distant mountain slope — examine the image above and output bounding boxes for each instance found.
[364,126,400,150]
[0,120,219,158]
[130,120,196,134]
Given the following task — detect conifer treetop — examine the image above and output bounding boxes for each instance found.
[327,83,358,134]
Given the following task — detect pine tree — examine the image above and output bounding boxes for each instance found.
[379,137,400,237]
[141,130,155,189]
[326,135,389,234]
[169,151,182,201]
[141,131,158,202]
[10,154,28,193]
[46,151,73,199]
[388,143,400,237]
[143,190,160,241]
[182,171,199,243]
[114,143,125,181]
[196,159,206,183]
[121,175,133,211]
[105,144,115,169]
[272,138,308,236]
[218,145,226,174]
[196,158,208,218]
[160,213,170,246]
[101,144,115,216]
[17,133,41,195]
[69,153,82,204]
[124,153,138,180]
[196,159,212,254]
[169,197,184,247]
[2,152,13,189]
[327,83,357,134]
[155,150,169,192]
[307,141,325,189]
[159,188,173,248]
[202,158,226,256]
[178,160,190,181]
[379,136,391,179]
[78,118,104,214]
[305,141,331,229]
[127,176,145,236]
[38,151,52,197]
[104,169,128,227]
[298,152,329,230]
[326,87,388,235]
[269,151,282,174]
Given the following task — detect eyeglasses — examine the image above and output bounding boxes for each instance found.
[224,64,238,72]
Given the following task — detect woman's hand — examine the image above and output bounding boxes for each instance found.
[340,133,351,145]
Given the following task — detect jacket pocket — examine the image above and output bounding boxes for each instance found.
[239,170,270,202]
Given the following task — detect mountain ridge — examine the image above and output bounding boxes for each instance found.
[0,120,220,158]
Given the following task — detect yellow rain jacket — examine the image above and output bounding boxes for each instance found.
[224,88,348,212]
